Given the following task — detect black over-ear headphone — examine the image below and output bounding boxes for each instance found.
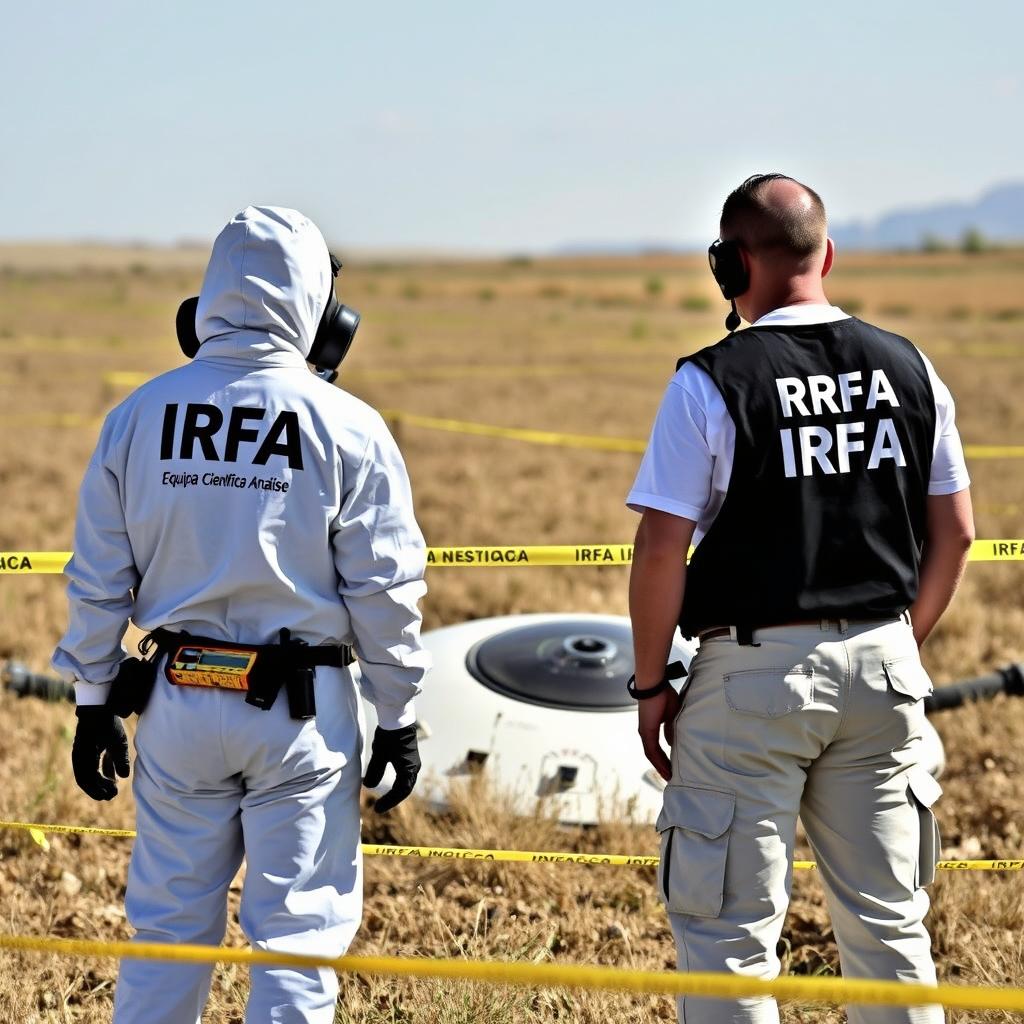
[307,254,360,381]
[707,239,747,332]
[175,253,361,383]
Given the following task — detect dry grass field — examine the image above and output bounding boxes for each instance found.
[1,244,1023,1022]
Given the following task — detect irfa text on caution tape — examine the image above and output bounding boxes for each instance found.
[5,541,1024,575]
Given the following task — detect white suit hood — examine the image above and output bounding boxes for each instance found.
[195,206,333,365]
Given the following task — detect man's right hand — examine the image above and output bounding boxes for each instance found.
[637,685,682,782]
[72,706,130,801]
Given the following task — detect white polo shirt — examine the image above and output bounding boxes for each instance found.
[627,304,970,544]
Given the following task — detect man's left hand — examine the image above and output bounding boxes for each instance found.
[363,724,421,813]
[637,687,682,782]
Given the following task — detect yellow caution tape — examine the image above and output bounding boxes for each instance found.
[361,843,660,866]
[968,540,1024,561]
[28,829,50,852]
[4,392,1024,462]
[0,933,1022,1010]
[0,820,137,838]
[380,410,648,453]
[963,445,1024,459]
[0,552,73,574]
[364,365,603,382]
[928,341,1024,359]
[1,822,1021,872]
[7,541,1024,576]
[104,363,668,390]
[0,413,101,428]
[425,544,636,567]
[378,410,1024,460]
[977,502,1022,515]
[103,371,149,388]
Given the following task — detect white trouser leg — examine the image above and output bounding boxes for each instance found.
[231,666,364,1024]
[114,681,245,1024]
[801,623,943,1024]
[238,756,362,1023]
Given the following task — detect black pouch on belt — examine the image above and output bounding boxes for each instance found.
[247,629,317,718]
[244,645,284,712]
[281,629,317,720]
[287,666,317,720]
[105,648,159,718]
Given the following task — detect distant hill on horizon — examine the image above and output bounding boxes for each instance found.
[830,182,1024,249]
[554,181,1024,255]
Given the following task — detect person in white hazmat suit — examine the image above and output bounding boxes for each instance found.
[52,206,431,1024]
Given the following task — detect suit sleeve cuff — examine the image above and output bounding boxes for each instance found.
[74,681,112,706]
[375,701,417,731]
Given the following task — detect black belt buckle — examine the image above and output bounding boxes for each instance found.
[735,624,761,647]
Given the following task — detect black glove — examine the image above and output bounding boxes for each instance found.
[363,724,420,813]
[72,706,130,801]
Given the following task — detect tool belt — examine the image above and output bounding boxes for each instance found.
[148,627,355,720]
[698,612,912,647]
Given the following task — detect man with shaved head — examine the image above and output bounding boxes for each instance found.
[628,174,974,1023]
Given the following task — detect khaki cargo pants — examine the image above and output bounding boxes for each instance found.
[658,618,942,1024]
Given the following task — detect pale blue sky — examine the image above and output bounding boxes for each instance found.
[1,2,1020,250]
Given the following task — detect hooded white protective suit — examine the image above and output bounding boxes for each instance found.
[53,206,430,1024]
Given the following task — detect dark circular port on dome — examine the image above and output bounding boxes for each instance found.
[563,635,616,666]
[466,619,638,712]
[569,637,606,653]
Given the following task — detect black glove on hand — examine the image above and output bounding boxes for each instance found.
[72,706,130,801]
[362,724,420,813]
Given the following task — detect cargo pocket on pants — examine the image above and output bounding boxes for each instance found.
[656,783,735,918]
[907,766,942,887]
[883,655,934,702]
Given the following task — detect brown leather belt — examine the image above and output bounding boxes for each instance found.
[698,627,734,642]
[698,613,910,644]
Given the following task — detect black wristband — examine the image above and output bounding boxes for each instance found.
[626,661,688,700]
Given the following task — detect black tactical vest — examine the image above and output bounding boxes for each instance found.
[678,317,936,638]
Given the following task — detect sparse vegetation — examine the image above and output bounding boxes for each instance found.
[593,293,634,308]
[879,303,914,318]
[961,227,989,255]
[921,233,950,254]
[0,246,1023,1020]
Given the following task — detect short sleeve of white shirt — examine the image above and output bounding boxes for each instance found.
[626,363,734,543]
[918,349,971,495]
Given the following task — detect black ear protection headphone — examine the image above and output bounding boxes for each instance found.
[707,238,748,332]
[175,253,361,384]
